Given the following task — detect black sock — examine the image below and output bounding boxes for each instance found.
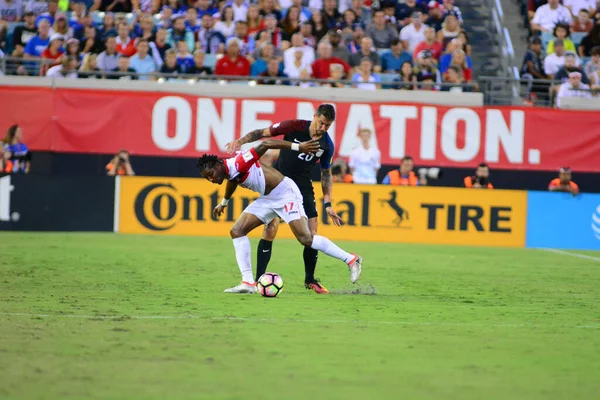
[256,239,273,281]
[303,247,318,284]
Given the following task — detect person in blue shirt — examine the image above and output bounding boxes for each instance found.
[24,19,51,58]
[197,0,218,18]
[381,38,413,72]
[175,40,195,72]
[167,15,195,54]
[129,39,157,80]
[2,125,31,174]
[185,7,202,33]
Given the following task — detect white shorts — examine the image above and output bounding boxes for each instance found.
[243,177,307,224]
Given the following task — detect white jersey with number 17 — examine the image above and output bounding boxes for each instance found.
[224,148,266,196]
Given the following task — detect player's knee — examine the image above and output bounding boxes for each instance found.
[263,224,278,241]
[230,227,244,239]
[297,232,313,247]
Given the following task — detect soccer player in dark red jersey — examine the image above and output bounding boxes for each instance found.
[225,104,341,294]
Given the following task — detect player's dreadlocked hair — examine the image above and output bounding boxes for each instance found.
[196,154,221,172]
[316,104,336,121]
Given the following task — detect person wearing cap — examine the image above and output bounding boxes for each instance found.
[396,0,429,27]
[548,168,579,194]
[426,1,444,31]
[328,29,351,63]
[554,52,588,83]
[96,33,120,71]
[215,37,251,76]
[521,36,548,80]
[168,14,196,55]
[413,26,442,60]
[381,38,412,73]
[556,71,591,107]
[399,11,428,53]
[531,0,572,33]
[366,9,398,49]
[12,11,38,53]
[349,36,381,72]
[24,18,50,58]
[415,48,441,83]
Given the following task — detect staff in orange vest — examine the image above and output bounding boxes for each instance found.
[0,147,13,174]
[549,167,579,195]
[464,163,494,189]
[382,156,427,186]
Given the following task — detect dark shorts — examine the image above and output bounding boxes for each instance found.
[299,186,318,219]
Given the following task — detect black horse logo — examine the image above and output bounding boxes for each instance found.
[379,191,409,226]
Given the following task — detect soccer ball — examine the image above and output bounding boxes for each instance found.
[257,273,284,298]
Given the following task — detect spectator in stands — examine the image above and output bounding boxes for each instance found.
[280,5,301,41]
[570,9,593,33]
[531,0,572,33]
[284,47,312,81]
[251,42,277,75]
[400,12,427,54]
[97,34,120,71]
[197,0,218,18]
[156,7,172,29]
[322,0,341,30]
[175,39,194,72]
[108,56,137,80]
[81,26,104,54]
[563,0,596,16]
[328,29,351,63]
[0,147,13,174]
[309,10,328,43]
[521,36,548,80]
[436,11,460,48]
[349,0,371,26]
[188,49,213,75]
[458,30,472,56]
[556,71,591,107]
[215,38,251,76]
[39,33,64,75]
[24,19,50,58]
[107,150,135,176]
[554,52,588,83]
[464,163,493,189]
[36,0,58,24]
[426,1,444,32]
[233,21,250,55]
[381,39,412,73]
[46,55,79,78]
[129,39,157,80]
[12,11,37,54]
[352,57,380,90]
[348,128,380,184]
[395,60,417,89]
[439,38,472,71]
[331,158,353,183]
[0,0,23,23]
[414,26,442,60]
[136,14,157,42]
[284,33,315,71]
[442,49,472,82]
[340,9,359,43]
[383,156,427,186]
[78,53,103,79]
[548,167,578,195]
[258,58,288,84]
[3,125,30,174]
[160,48,182,75]
[349,37,381,72]
[114,22,136,57]
[25,0,49,16]
[50,12,72,39]
[215,6,237,38]
[131,0,159,14]
[547,23,576,54]
[347,24,364,55]
[584,46,600,88]
[322,63,348,88]
[246,4,265,37]
[578,24,600,57]
[184,7,201,34]
[312,41,350,79]
[396,0,428,27]
[168,15,195,54]
[231,0,249,22]
[150,27,170,66]
[442,64,470,92]
[259,0,282,20]
[286,0,311,23]
[544,41,577,78]
[260,13,284,49]
[441,0,463,23]
[299,20,317,48]
[367,9,398,49]
[415,49,441,83]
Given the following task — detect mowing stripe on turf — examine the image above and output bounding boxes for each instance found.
[541,248,600,262]
[1,312,598,329]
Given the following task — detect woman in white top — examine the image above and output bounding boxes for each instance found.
[349,129,381,184]
[283,47,312,81]
[214,6,236,39]
[352,57,381,91]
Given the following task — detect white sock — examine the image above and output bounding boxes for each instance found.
[232,236,255,283]
[310,235,353,264]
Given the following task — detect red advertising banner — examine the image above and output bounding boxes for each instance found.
[1,86,600,171]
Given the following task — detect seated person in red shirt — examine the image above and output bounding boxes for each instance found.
[40,34,65,76]
[215,38,251,76]
[311,41,351,79]
[549,167,579,195]
[115,22,137,57]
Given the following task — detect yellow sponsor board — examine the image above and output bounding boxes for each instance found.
[117,176,527,247]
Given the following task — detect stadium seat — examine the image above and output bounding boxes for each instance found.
[379,72,399,89]
[376,48,388,57]
[541,32,554,49]
[204,53,218,68]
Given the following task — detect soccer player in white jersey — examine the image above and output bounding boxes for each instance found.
[197,139,363,294]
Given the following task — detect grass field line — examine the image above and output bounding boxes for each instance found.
[541,248,600,262]
[2,312,599,330]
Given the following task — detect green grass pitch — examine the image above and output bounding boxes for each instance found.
[1,232,599,400]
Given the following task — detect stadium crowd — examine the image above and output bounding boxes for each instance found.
[0,0,476,91]
[521,0,600,106]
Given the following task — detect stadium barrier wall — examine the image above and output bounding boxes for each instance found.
[0,174,115,232]
[526,192,600,251]
[115,176,528,248]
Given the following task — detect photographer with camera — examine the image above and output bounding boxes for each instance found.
[464,163,493,189]
[548,167,579,196]
[106,150,136,176]
[382,156,427,186]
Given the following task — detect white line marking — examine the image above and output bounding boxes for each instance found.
[1,312,598,329]
[541,248,600,262]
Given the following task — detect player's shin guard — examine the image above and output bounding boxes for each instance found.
[303,247,318,283]
[310,235,353,264]
[255,239,273,281]
[232,236,255,284]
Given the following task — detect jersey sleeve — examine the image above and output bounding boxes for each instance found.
[233,148,260,174]
[320,135,335,169]
[269,119,305,137]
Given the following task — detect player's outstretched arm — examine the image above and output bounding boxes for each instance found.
[225,128,271,154]
[255,139,319,157]
[214,180,239,219]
